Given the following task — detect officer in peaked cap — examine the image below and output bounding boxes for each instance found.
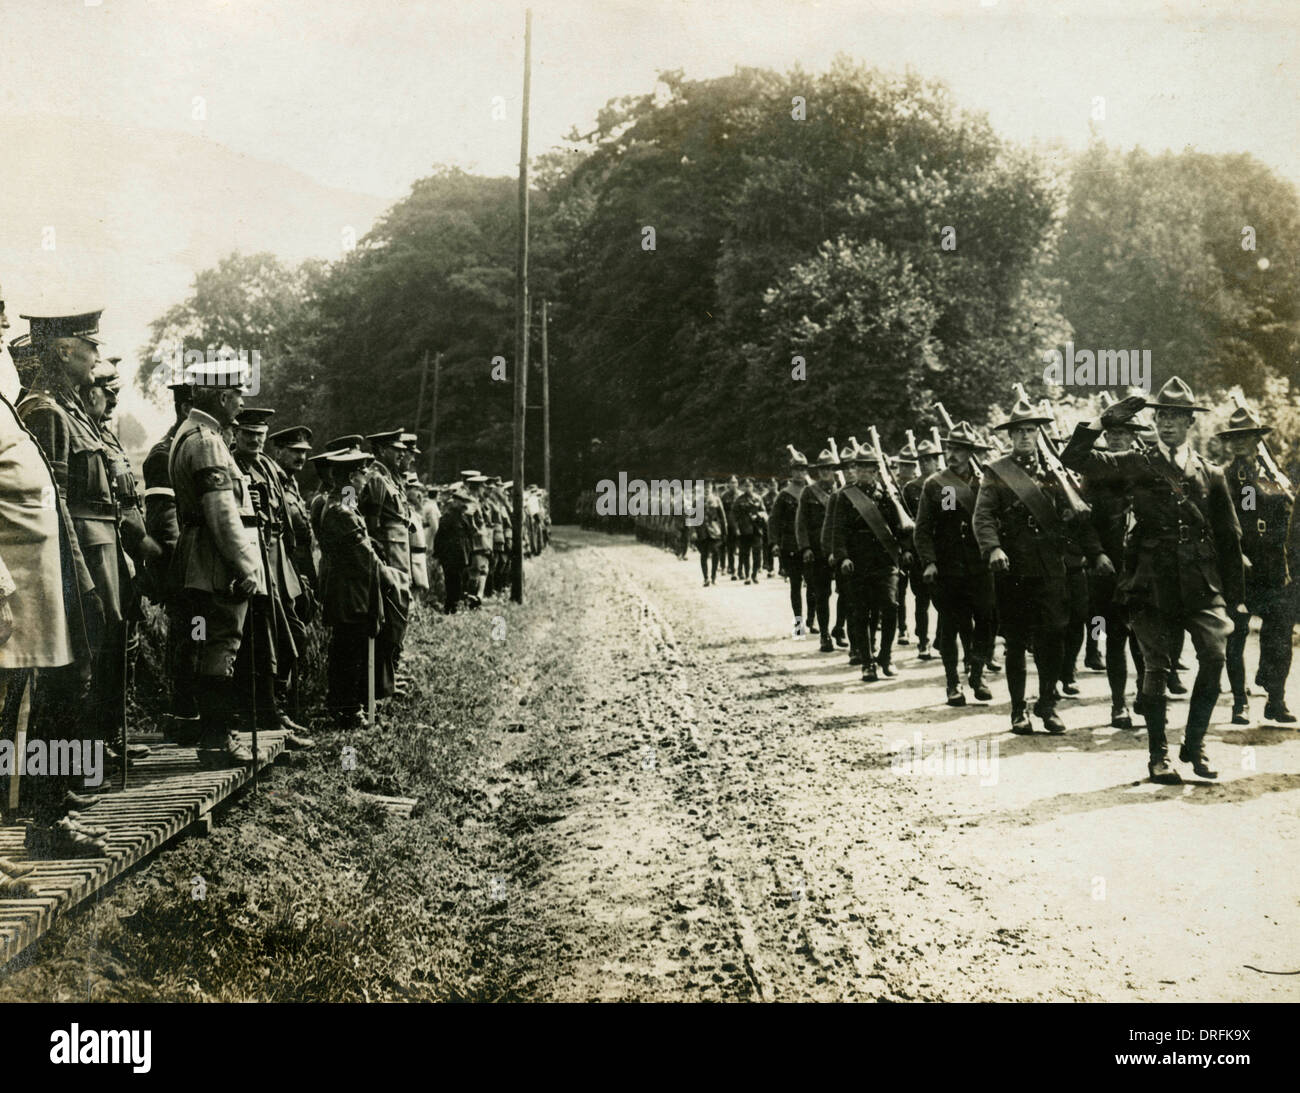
[1218,404,1297,725]
[326,434,365,455]
[915,421,995,707]
[270,426,318,589]
[797,446,840,652]
[0,300,101,856]
[770,446,810,635]
[18,310,143,793]
[315,448,393,726]
[461,473,496,602]
[167,359,267,767]
[404,470,431,597]
[360,429,413,701]
[233,408,313,747]
[142,365,199,741]
[1063,378,1244,783]
[5,333,40,396]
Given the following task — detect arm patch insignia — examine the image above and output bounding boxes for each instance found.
[196,467,233,493]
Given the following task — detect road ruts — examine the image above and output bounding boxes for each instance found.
[525,529,1300,1002]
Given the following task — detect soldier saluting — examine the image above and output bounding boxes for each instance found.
[1217,405,1296,725]
[1061,379,1245,783]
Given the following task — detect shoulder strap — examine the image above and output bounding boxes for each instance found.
[781,482,803,500]
[987,456,1061,536]
[1143,451,1208,531]
[805,482,827,505]
[842,485,900,563]
[934,467,975,515]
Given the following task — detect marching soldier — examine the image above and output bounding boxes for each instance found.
[914,422,995,707]
[1082,418,1150,729]
[797,448,839,650]
[317,448,396,726]
[694,481,727,586]
[721,474,740,580]
[732,478,766,583]
[361,430,413,700]
[974,400,1110,736]
[1062,379,1244,783]
[232,408,313,748]
[770,448,810,633]
[827,442,911,682]
[903,439,941,659]
[167,359,266,768]
[1218,405,1297,724]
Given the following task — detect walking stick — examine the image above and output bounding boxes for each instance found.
[248,607,258,792]
[367,634,376,726]
[119,619,128,792]
[6,673,32,815]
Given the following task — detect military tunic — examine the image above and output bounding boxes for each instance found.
[1223,454,1296,704]
[168,408,264,678]
[913,465,994,677]
[318,488,389,714]
[1061,424,1242,747]
[795,479,833,635]
[359,460,412,692]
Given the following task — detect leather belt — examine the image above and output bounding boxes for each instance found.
[68,500,118,518]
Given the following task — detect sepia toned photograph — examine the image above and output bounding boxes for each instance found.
[0,0,1297,1047]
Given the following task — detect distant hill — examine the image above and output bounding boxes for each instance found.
[0,114,390,434]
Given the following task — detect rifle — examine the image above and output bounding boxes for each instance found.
[1231,393,1295,499]
[867,426,915,533]
[933,401,982,474]
[1012,383,1091,517]
[827,436,845,489]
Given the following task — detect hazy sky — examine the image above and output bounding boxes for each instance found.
[1,0,1297,438]
[4,0,1298,198]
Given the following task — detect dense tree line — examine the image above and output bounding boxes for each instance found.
[139,58,1300,514]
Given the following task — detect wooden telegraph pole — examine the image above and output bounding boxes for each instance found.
[414,349,429,471]
[541,299,551,498]
[511,8,532,604]
[426,351,441,480]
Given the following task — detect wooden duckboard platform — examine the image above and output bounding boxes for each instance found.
[0,730,286,969]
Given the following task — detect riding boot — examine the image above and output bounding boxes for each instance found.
[1144,694,1181,784]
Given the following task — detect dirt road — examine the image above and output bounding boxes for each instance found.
[515,528,1300,1001]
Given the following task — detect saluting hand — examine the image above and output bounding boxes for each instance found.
[988,547,1010,573]
[1099,394,1147,430]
